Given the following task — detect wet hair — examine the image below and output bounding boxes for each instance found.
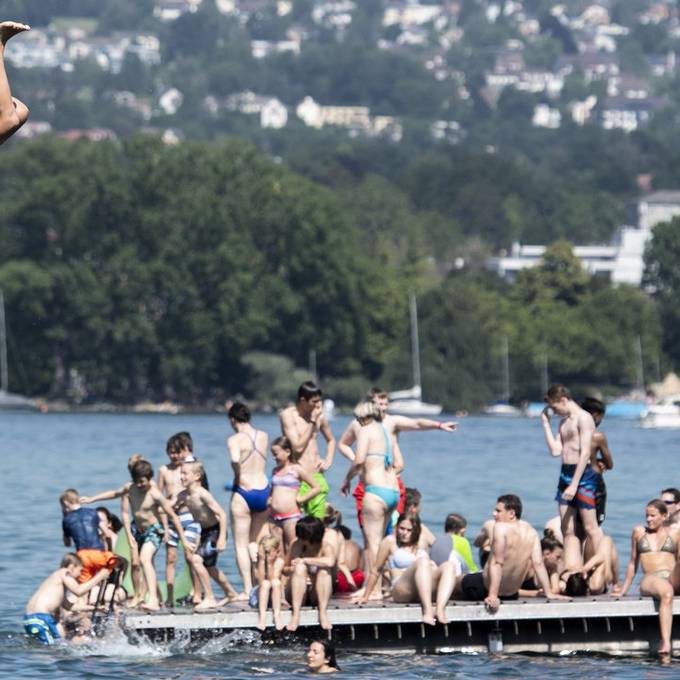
[96,507,123,533]
[647,498,669,515]
[581,397,605,417]
[228,401,251,423]
[337,524,352,540]
[60,489,79,506]
[353,400,381,421]
[166,431,193,455]
[127,453,145,471]
[541,529,563,553]
[405,487,422,509]
[61,553,83,569]
[297,381,322,402]
[564,572,588,597]
[367,386,388,400]
[396,512,422,547]
[545,384,571,402]
[311,639,340,670]
[497,494,522,519]
[295,516,325,545]
[444,513,467,533]
[661,488,680,503]
[131,459,154,482]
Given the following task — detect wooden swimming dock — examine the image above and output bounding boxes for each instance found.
[122,596,680,655]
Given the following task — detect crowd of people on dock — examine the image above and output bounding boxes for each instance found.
[23,381,680,658]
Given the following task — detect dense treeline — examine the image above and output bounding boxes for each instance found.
[0,137,672,409]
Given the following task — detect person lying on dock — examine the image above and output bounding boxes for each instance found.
[284,515,337,631]
[559,531,618,596]
[254,533,285,630]
[122,459,191,611]
[360,511,439,625]
[178,460,239,609]
[24,554,110,645]
[436,494,567,620]
[615,499,680,657]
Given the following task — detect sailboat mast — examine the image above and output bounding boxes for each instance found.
[501,335,510,402]
[635,335,644,391]
[409,294,421,389]
[0,289,7,393]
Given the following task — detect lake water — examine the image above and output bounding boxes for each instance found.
[1,411,679,678]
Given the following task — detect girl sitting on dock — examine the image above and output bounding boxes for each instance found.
[254,534,285,631]
[341,401,403,574]
[360,512,440,625]
[616,499,680,657]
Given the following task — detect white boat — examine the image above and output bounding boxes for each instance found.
[483,401,521,416]
[0,289,37,411]
[388,295,442,416]
[640,395,680,428]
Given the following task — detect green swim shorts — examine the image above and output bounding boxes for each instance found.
[299,472,329,519]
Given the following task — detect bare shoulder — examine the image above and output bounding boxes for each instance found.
[632,525,645,539]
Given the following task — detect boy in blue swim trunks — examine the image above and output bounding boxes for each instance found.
[24,554,110,645]
[542,384,603,568]
[122,459,192,611]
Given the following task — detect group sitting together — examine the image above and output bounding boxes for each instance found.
[22,382,680,658]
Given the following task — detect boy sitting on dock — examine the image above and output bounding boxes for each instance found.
[178,460,239,609]
[284,515,337,631]
[122,459,191,611]
[24,554,110,645]
[254,533,285,630]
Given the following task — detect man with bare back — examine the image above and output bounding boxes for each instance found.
[542,384,602,566]
[436,494,564,618]
[0,22,29,144]
[279,381,336,519]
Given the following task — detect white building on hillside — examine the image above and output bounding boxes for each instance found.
[488,191,680,286]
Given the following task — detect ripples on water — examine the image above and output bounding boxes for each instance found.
[2,412,679,679]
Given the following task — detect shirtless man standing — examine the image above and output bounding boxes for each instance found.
[436,494,564,618]
[0,22,30,144]
[542,384,602,566]
[280,382,336,519]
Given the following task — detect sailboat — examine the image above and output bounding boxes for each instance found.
[388,295,442,416]
[483,335,521,416]
[0,289,37,410]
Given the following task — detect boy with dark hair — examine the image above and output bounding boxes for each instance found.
[24,554,110,645]
[580,397,613,525]
[122,460,192,611]
[280,381,336,519]
[284,516,337,631]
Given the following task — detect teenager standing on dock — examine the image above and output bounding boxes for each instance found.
[280,382,336,519]
[0,21,29,144]
[580,397,613,526]
[542,384,602,567]
[227,402,270,598]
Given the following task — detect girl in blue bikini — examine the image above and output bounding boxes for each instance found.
[341,401,404,574]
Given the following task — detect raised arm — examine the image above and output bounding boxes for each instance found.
[391,415,457,433]
[541,408,563,456]
[80,483,129,505]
